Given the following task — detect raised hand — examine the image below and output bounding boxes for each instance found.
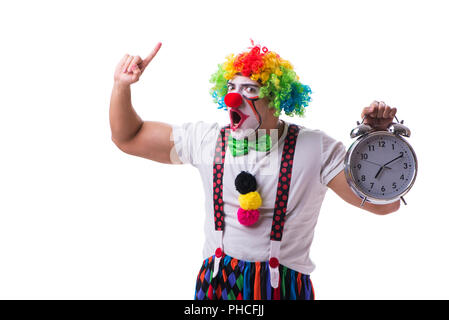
[361,101,397,131]
[113,42,162,86]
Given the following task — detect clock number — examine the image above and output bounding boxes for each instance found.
[357,164,362,169]
[369,145,375,151]
[361,175,366,181]
[400,151,404,157]
[392,182,397,189]
[392,144,395,150]
[403,163,408,169]
[361,153,368,160]
[400,174,404,180]
[378,141,385,148]
[370,182,374,189]
[381,186,386,192]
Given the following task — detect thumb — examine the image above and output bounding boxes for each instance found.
[131,64,142,82]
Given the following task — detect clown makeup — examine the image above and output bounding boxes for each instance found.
[225,75,263,140]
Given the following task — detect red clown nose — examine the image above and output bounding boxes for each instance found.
[224,92,243,108]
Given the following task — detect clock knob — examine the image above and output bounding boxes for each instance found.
[387,122,411,137]
[350,123,373,139]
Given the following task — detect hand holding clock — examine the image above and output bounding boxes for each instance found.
[361,101,397,131]
[345,100,416,208]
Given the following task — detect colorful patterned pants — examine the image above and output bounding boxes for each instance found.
[194,254,315,300]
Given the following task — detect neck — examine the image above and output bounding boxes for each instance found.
[256,119,284,141]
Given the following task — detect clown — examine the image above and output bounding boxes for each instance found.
[110,41,401,300]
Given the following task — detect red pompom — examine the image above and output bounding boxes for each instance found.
[237,208,260,226]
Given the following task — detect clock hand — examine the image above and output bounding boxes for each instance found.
[374,166,384,179]
[374,154,404,179]
[362,159,392,169]
[382,153,404,167]
[362,159,382,166]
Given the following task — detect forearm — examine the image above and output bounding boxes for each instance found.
[328,171,401,215]
[109,81,143,144]
[362,199,401,215]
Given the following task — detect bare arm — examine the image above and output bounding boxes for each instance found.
[109,42,181,164]
[327,170,400,215]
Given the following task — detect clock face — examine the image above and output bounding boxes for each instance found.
[348,132,417,201]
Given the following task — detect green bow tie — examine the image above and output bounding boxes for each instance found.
[230,134,273,157]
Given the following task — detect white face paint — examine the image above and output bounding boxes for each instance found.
[226,75,262,140]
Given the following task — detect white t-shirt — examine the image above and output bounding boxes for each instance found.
[171,121,346,275]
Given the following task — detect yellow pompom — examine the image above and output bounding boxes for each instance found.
[238,191,262,210]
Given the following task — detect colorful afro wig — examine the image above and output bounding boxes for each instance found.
[210,41,312,117]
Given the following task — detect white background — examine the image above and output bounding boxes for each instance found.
[0,0,447,299]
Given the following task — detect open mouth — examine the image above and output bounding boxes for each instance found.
[229,109,248,131]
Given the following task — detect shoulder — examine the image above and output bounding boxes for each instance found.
[285,122,331,144]
[172,121,222,142]
[172,121,221,134]
[285,122,345,157]
[170,121,224,166]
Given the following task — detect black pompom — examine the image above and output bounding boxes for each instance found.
[235,171,257,194]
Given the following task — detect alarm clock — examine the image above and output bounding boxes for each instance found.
[344,115,418,207]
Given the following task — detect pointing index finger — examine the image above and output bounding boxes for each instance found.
[141,42,162,70]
